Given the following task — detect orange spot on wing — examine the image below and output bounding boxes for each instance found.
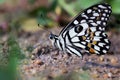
[87,43,91,47]
[89,48,95,54]
[90,32,94,37]
[92,41,97,45]
[82,36,86,40]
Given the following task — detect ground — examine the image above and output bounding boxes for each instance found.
[12,27,120,80]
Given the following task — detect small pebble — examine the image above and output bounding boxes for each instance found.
[99,55,104,62]
[34,59,44,65]
[62,68,68,73]
[110,57,118,65]
[31,69,36,75]
[108,72,112,78]
[31,55,36,60]
[103,74,109,78]
[91,71,99,78]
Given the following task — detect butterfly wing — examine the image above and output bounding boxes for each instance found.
[58,3,111,57]
[59,3,112,37]
[66,23,110,55]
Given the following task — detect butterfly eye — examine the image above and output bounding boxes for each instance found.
[75,25,83,33]
[49,33,54,40]
[49,35,53,39]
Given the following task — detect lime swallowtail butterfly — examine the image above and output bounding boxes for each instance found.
[49,3,111,58]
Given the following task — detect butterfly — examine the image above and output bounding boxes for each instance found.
[49,3,112,58]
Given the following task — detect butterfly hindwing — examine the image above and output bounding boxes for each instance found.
[65,22,110,56]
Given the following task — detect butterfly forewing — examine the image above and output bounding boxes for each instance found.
[59,3,112,37]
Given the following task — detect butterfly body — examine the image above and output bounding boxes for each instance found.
[49,3,111,57]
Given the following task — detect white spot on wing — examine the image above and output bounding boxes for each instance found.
[106,46,109,49]
[82,13,85,15]
[105,18,108,20]
[67,46,82,57]
[80,23,89,29]
[86,40,90,42]
[108,6,111,9]
[90,27,96,32]
[104,39,109,43]
[93,37,101,41]
[73,43,86,48]
[89,20,93,22]
[91,23,97,26]
[103,13,106,16]
[105,10,108,12]
[90,17,95,19]
[98,5,106,9]
[87,9,92,13]
[103,22,106,26]
[65,35,71,45]
[103,50,107,53]
[66,49,73,55]
[95,50,100,54]
[74,20,79,24]
[102,28,105,30]
[107,14,109,17]
[101,17,104,20]
[94,45,100,51]
[80,20,86,23]
[71,37,79,42]
[98,9,101,12]
[95,31,101,36]
[69,28,77,37]
[93,13,99,16]
[102,33,106,36]
[99,27,102,30]
[82,14,88,19]
[98,43,105,47]
[109,10,111,13]
[81,42,86,45]
[97,21,101,24]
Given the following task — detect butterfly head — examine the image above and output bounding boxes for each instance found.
[49,32,58,39]
[49,32,58,47]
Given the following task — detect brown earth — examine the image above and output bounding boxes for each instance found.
[17,27,120,80]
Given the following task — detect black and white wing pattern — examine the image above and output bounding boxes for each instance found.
[60,3,112,36]
[49,3,112,57]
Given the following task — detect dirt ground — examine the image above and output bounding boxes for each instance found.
[17,27,120,80]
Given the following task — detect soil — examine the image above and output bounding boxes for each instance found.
[10,27,120,80]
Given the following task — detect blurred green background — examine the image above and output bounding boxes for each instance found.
[0,0,120,80]
[0,0,120,33]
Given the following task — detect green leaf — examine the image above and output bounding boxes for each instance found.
[76,0,102,9]
[0,0,6,4]
[28,0,36,4]
[110,0,120,14]
[8,34,25,60]
[49,0,58,11]
[58,0,102,17]
[58,0,76,16]
[37,10,53,27]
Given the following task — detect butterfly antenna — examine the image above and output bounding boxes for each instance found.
[38,23,51,33]
[32,24,51,49]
